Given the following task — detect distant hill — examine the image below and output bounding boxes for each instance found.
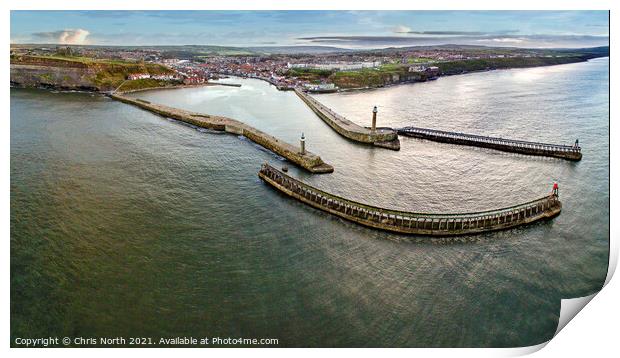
[364,44,610,55]
[11,43,609,58]
[140,45,353,56]
[246,46,352,54]
[554,46,609,57]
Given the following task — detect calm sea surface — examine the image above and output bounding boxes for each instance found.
[11,58,609,347]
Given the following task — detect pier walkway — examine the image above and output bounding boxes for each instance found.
[294,89,401,150]
[398,126,582,161]
[259,163,561,236]
[110,94,334,173]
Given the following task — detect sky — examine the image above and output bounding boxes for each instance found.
[10,10,610,49]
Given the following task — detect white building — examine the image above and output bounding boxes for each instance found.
[288,61,381,71]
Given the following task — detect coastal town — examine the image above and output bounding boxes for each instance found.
[10,43,609,92]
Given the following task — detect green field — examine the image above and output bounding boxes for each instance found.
[115,78,182,92]
[287,67,334,82]
[329,64,411,88]
[435,56,590,75]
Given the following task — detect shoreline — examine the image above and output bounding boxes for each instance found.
[214,56,605,94]
[223,56,602,94]
[329,56,607,93]
[114,83,215,94]
[11,56,607,96]
[116,81,242,94]
[10,80,240,95]
[9,82,213,95]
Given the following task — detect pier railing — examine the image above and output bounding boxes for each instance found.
[399,126,580,152]
[398,126,581,160]
[259,163,561,235]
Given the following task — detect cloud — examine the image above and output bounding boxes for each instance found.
[398,30,520,36]
[485,38,525,43]
[31,29,90,44]
[297,34,609,49]
[393,25,411,33]
[407,30,486,35]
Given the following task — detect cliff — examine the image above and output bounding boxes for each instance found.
[10,55,175,92]
[435,55,599,75]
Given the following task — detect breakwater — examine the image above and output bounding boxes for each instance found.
[294,89,401,150]
[259,163,561,236]
[109,94,334,173]
[212,82,242,88]
[398,126,582,161]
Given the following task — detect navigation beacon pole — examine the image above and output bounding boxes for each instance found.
[300,132,306,155]
[372,106,378,132]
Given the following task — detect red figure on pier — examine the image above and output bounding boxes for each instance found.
[552,182,559,197]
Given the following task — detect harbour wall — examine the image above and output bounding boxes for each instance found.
[294,89,400,150]
[110,94,334,173]
[259,163,562,236]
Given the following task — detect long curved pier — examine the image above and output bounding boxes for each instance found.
[294,89,401,150]
[110,94,334,173]
[258,163,561,236]
[398,126,582,161]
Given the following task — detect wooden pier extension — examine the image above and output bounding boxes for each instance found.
[294,89,401,150]
[398,126,582,161]
[110,94,334,173]
[258,163,561,236]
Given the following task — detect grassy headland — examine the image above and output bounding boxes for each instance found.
[114,78,182,93]
[434,55,598,75]
[10,54,176,91]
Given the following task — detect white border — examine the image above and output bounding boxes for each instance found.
[3,0,616,10]
[4,1,616,357]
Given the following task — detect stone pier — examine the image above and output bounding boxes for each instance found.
[294,88,400,150]
[259,163,562,236]
[109,93,334,173]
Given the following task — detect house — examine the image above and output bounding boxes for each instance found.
[127,73,150,80]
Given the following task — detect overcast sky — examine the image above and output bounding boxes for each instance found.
[10,10,609,48]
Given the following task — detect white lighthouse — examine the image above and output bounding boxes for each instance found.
[300,132,306,155]
[371,106,378,132]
